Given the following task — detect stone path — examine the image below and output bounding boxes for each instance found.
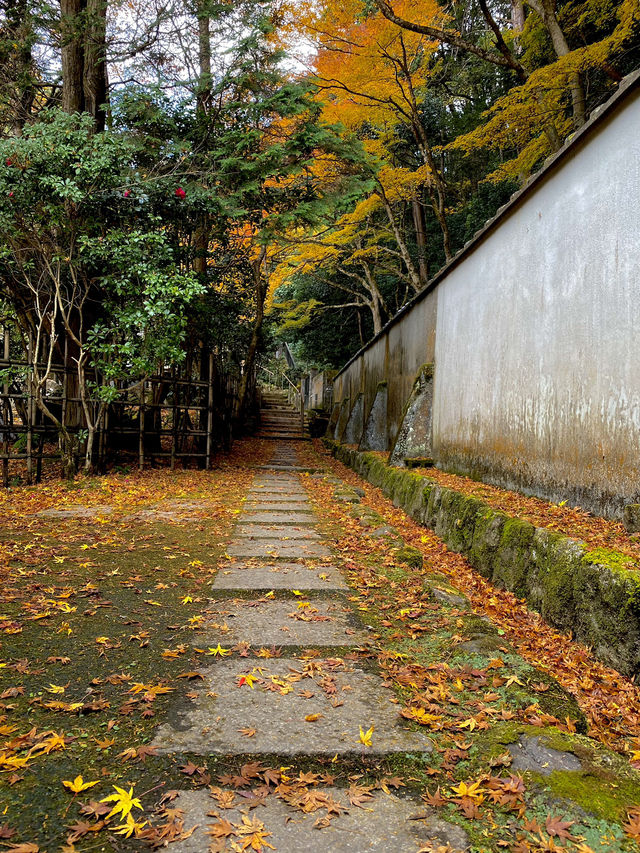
[152,440,468,852]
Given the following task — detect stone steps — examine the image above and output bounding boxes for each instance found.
[151,440,460,852]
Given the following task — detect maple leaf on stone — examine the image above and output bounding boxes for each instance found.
[347,783,373,808]
[209,788,236,809]
[235,815,276,851]
[206,818,235,839]
[358,724,373,746]
[378,775,403,793]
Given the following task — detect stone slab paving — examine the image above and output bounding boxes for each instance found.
[164,789,470,853]
[239,512,318,524]
[247,492,309,502]
[204,599,362,645]
[152,443,448,850]
[153,658,431,756]
[509,735,582,775]
[233,523,321,539]
[245,491,309,502]
[244,501,314,512]
[213,562,347,590]
[227,539,331,559]
[37,504,113,519]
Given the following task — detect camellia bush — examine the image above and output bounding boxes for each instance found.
[0,110,204,473]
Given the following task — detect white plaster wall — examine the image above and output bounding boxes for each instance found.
[433,86,640,514]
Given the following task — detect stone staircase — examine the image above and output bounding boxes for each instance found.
[257,387,309,440]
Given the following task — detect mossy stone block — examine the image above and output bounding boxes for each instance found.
[424,483,443,529]
[469,509,508,578]
[492,516,536,596]
[435,490,485,554]
[623,503,640,533]
[572,550,640,674]
[367,456,388,490]
[393,544,423,569]
[528,528,580,630]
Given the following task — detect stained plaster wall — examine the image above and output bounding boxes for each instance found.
[330,74,640,518]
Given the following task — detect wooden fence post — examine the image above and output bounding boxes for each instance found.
[2,327,9,487]
[26,332,33,485]
[138,381,145,472]
[171,370,177,470]
[206,352,214,470]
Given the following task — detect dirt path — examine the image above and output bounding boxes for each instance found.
[0,439,639,851]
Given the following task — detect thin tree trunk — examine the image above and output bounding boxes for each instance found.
[197,0,212,114]
[234,247,267,424]
[411,196,429,284]
[377,185,424,294]
[527,0,586,127]
[193,0,212,274]
[5,0,35,131]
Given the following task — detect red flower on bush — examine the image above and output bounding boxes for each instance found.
[175,186,186,199]
[124,190,131,198]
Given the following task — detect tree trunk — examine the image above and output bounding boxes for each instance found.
[4,0,35,132]
[59,0,108,130]
[83,0,108,131]
[193,0,212,275]
[197,0,212,114]
[377,185,424,293]
[233,247,267,425]
[60,0,85,114]
[527,0,586,127]
[411,196,429,285]
[511,0,525,32]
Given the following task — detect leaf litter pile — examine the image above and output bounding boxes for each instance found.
[0,436,638,851]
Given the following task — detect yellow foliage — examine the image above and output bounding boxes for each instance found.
[450,0,638,179]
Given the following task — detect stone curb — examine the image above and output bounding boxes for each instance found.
[325,440,640,678]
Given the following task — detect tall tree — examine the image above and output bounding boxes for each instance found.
[60,0,108,130]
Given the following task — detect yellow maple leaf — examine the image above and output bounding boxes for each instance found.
[181,595,193,604]
[207,644,231,657]
[30,732,67,754]
[359,725,374,747]
[62,775,99,793]
[100,784,143,820]
[112,812,147,837]
[450,780,485,802]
